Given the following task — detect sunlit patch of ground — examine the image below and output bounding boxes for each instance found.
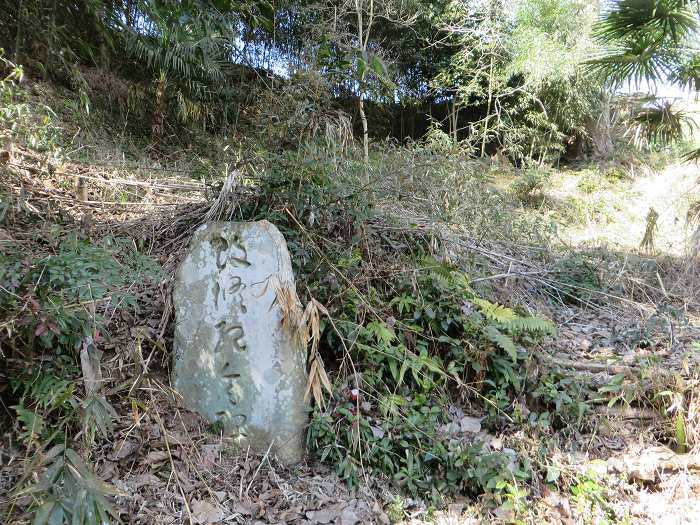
[552,162,700,257]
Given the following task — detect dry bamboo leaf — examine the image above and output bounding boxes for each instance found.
[303,360,319,405]
[316,355,333,395]
[304,353,333,409]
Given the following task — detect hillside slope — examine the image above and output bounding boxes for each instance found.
[1,77,699,525]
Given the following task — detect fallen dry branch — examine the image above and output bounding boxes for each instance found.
[599,406,659,420]
[543,356,637,375]
[611,446,700,483]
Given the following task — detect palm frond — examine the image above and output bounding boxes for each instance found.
[687,199,700,222]
[594,0,697,44]
[668,51,700,90]
[119,1,238,129]
[627,100,696,146]
[586,33,679,86]
[122,2,235,85]
[681,144,700,161]
[589,0,699,87]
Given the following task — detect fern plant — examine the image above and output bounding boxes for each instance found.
[408,259,555,366]
[472,297,555,361]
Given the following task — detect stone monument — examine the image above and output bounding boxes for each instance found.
[172,221,308,464]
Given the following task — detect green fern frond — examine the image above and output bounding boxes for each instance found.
[502,315,556,335]
[419,257,471,291]
[472,298,519,323]
[483,325,518,362]
[473,298,556,335]
[430,271,455,291]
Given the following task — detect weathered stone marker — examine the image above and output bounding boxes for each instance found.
[172,221,307,464]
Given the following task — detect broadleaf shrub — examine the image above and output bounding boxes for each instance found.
[1,234,161,524]
[307,258,554,500]
[1,234,162,356]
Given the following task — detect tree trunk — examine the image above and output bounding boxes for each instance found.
[45,0,57,80]
[97,2,109,69]
[354,0,371,182]
[453,100,459,144]
[481,55,495,157]
[14,0,24,64]
[591,92,614,159]
[358,93,369,180]
[151,72,166,148]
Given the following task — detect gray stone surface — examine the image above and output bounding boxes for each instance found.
[172,221,308,463]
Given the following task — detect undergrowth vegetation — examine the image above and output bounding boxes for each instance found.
[2,81,698,523]
[1,230,162,523]
[215,146,688,518]
[2,74,698,522]
[305,259,556,498]
[2,1,700,523]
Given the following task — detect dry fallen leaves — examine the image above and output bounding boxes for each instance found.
[190,498,225,524]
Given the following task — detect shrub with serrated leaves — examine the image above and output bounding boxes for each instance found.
[531,371,590,428]
[1,234,160,524]
[2,234,161,448]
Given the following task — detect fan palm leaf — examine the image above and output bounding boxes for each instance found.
[588,0,699,88]
[668,51,700,90]
[627,99,696,146]
[587,33,680,85]
[681,144,700,161]
[594,0,698,44]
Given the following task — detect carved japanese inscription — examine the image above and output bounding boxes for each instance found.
[172,221,308,464]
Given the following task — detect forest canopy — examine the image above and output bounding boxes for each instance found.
[4,0,698,163]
